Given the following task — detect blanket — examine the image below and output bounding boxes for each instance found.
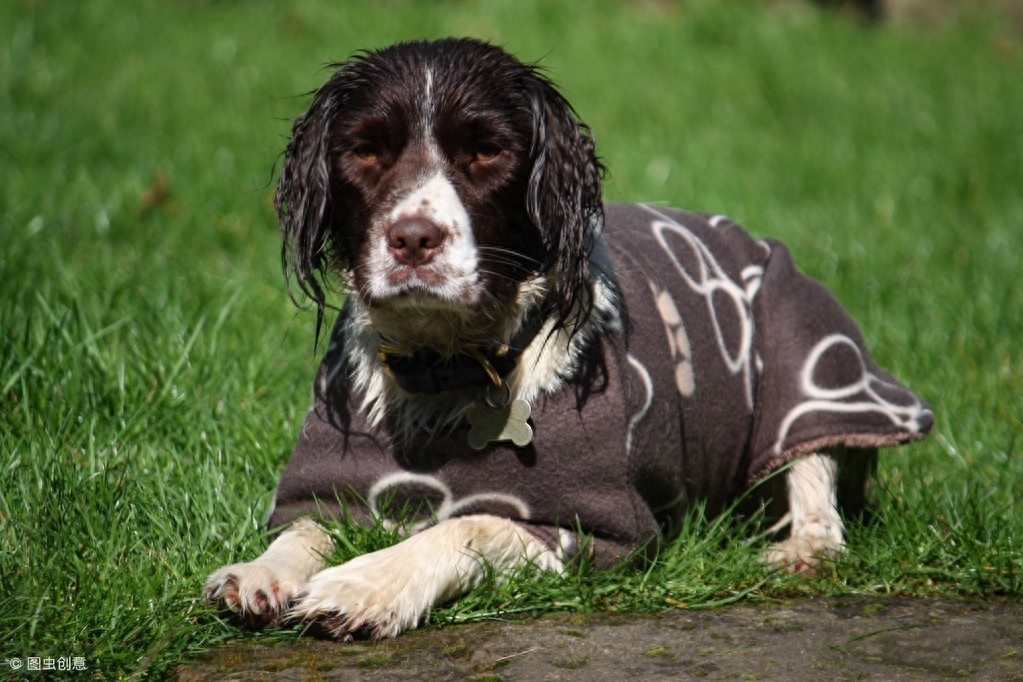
[267,203,933,564]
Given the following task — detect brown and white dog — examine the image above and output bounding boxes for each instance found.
[204,38,931,640]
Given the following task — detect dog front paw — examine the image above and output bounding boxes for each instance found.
[287,515,555,640]
[203,562,305,629]
[762,521,844,574]
[289,552,432,640]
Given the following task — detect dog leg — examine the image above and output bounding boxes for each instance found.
[204,517,334,628]
[291,514,562,640]
[762,452,845,572]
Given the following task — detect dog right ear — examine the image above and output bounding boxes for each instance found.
[523,70,606,335]
[275,72,350,323]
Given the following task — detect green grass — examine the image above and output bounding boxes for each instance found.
[2,0,1022,677]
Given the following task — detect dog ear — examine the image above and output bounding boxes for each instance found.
[524,74,605,332]
[275,71,350,329]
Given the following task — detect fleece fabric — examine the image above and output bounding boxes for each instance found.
[267,203,933,564]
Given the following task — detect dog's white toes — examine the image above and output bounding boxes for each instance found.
[290,559,430,640]
[204,563,304,629]
[762,521,844,574]
[762,539,829,574]
[297,607,383,642]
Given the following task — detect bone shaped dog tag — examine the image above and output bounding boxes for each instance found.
[466,399,533,450]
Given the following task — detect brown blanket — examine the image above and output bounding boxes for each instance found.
[268,203,933,564]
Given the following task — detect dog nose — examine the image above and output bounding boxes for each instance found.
[387,217,445,266]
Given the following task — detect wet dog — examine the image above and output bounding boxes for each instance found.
[204,38,931,640]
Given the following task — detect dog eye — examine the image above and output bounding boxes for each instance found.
[352,146,379,163]
[473,143,502,164]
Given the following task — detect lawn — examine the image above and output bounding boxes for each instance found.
[2,0,1021,678]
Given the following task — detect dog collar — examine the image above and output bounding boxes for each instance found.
[380,344,535,449]
[378,309,548,396]
[379,346,519,395]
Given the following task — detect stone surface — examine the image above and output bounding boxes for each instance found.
[176,597,1023,681]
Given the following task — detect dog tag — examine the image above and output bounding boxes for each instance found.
[466,399,533,450]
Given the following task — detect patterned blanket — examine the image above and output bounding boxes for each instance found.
[268,203,933,564]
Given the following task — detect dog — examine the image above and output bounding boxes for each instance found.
[204,37,931,640]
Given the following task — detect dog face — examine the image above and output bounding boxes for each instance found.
[326,46,536,311]
[275,39,605,344]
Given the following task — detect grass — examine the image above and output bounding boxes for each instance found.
[2,0,1021,677]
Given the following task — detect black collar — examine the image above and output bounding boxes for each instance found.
[380,347,519,395]
[378,312,547,396]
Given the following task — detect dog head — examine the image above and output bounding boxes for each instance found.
[275,38,604,350]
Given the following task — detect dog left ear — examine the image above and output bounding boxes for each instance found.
[275,76,348,326]
[524,74,605,332]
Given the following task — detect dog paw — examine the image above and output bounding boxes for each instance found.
[762,523,844,574]
[289,544,438,641]
[203,562,305,629]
